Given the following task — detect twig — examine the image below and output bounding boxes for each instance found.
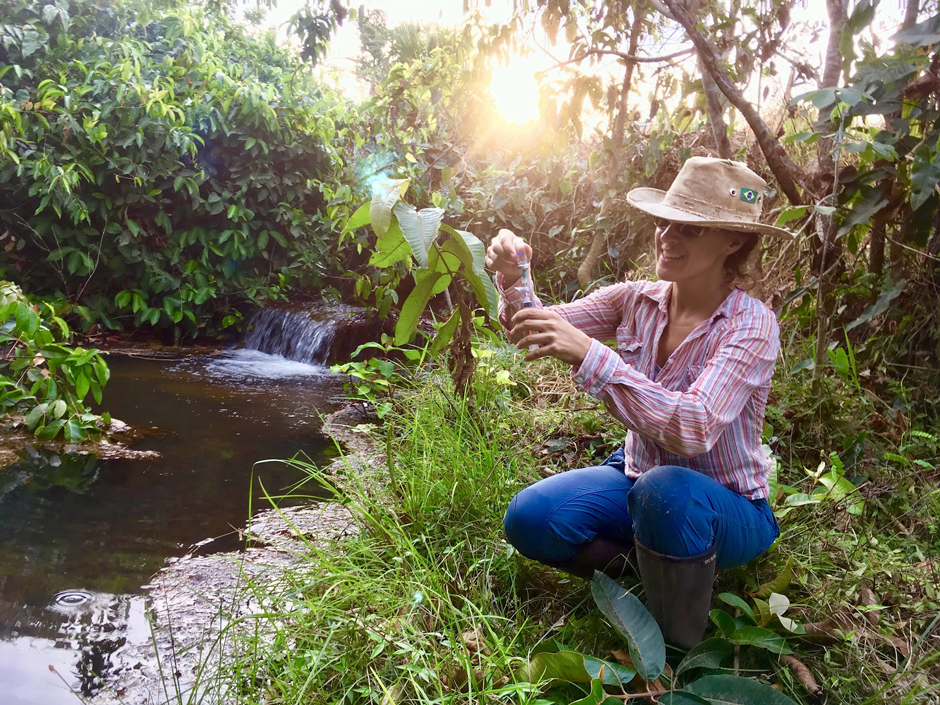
[536,47,695,75]
[869,495,917,539]
[47,665,90,703]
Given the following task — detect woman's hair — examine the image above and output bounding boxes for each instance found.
[723,231,759,289]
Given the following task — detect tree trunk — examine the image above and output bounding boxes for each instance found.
[700,54,733,159]
[579,0,645,287]
[903,0,920,30]
[661,0,808,205]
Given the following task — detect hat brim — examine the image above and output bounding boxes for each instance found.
[627,187,795,240]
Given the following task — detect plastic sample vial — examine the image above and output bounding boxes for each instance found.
[515,250,539,351]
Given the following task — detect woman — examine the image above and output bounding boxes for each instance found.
[484,157,792,649]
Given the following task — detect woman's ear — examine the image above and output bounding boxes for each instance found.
[725,231,749,256]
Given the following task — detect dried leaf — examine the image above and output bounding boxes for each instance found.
[782,654,823,695]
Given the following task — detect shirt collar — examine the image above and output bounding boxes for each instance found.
[641,281,741,321]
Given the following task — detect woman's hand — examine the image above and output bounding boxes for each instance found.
[485,228,531,286]
[510,308,593,366]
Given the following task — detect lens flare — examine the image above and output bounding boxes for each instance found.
[488,56,541,125]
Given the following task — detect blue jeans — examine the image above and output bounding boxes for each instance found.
[503,449,780,570]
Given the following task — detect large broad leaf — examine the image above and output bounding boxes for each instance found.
[846,278,905,332]
[891,13,940,47]
[728,626,792,655]
[910,150,940,211]
[717,593,755,620]
[369,179,409,238]
[393,201,444,268]
[439,226,498,318]
[517,650,632,687]
[342,202,371,236]
[591,571,665,682]
[429,308,461,357]
[659,693,711,705]
[369,221,411,268]
[684,674,799,704]
[675,638,734,677]
[395,272,443,345]
[710,610,737,638]
[570,677,621,705]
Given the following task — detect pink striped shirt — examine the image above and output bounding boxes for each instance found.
[499,278,779,499]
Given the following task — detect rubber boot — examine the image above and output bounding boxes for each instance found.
[551,538,636,579]
[635,540,717,650]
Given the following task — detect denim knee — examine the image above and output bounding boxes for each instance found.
[628,465,713,557]
[503,487,578,564]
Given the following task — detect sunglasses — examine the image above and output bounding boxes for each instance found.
[654,219,705,238]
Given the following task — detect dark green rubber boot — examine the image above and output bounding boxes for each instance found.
[550,538,636,579]
[635,540,717,650]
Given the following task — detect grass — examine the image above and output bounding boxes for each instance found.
[199,343,938,705]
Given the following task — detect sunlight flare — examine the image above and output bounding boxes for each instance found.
[488,55,542,125]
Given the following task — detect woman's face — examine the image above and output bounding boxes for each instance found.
[654,220,743,285]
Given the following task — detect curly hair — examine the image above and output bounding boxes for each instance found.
[724,232,760,290]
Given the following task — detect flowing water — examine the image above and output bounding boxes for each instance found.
[0,343,347,704]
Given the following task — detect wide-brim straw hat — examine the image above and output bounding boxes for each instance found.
[627,156,794,239]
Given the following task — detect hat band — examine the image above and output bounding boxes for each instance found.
[663,192,761,224]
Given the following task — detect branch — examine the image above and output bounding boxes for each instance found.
[536,46,694,75]
[662,0,810,205]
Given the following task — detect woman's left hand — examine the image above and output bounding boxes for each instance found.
[510,308,593,366]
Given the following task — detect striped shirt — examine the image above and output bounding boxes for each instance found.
[498,277,779,499]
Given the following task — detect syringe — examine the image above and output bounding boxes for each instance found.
[515,250,539,350]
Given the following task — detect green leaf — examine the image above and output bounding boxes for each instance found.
[50,399,67,419]
[25,402,48,429]
[395,273,443,345]
[911,150,940,211]
[518,650,632,687]
[344,202,371,233]
[517,650,592,684]
[393,201,444,268]
[369,179,409,238]
[439,226,498,318]
[774,206,808,227]
[846,278,905,332]
[891,13,940,47]
[369,221,411,267]
[429,308,461,357]
[591,571,665,682]
[717,593,755,620]
[728,626,792,654]
[675,638,735,677]
[75,371,90,401]
[710,610,737,638]
[684,674,799,704]
[754,557,793,598]
[570,677,619,705]
[659,693,711,705]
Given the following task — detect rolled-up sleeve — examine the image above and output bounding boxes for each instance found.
[573,309,779,457]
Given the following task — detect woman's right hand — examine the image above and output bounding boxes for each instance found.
[485,228,532,286]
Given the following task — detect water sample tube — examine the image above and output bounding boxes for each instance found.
[515,250,539,351]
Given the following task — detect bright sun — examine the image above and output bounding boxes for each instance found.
[488,55,542,125]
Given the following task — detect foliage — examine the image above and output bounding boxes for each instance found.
[342,177,498,394]
[517,571,797,703]
[0,281,110,440]
[0,0,354,339]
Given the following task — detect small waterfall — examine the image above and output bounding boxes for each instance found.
[242,308,340,365]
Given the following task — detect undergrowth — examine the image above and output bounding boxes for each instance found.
[210,344,939,704]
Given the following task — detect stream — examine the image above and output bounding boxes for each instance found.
[0,349,345,704]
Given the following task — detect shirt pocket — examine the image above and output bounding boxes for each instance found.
[616,325,643,368]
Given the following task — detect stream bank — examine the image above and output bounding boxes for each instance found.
[87,409,380,705]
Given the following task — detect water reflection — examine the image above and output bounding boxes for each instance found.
[0,351,343,702]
